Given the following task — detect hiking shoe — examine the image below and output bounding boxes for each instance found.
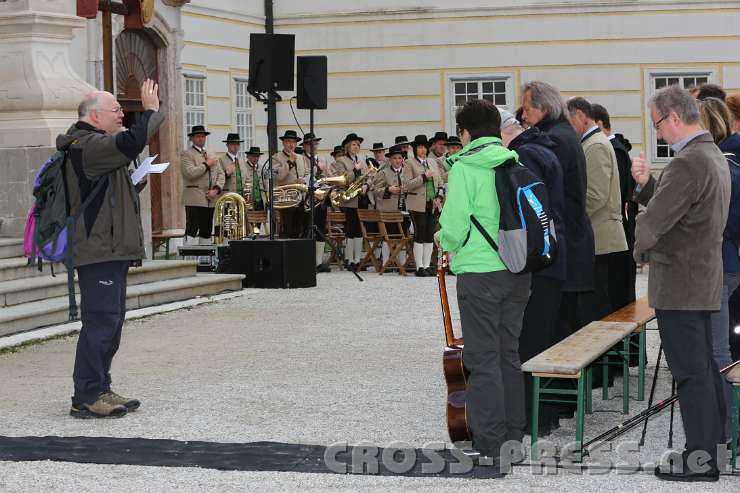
[102,390,141,411]
[70,394,127,419]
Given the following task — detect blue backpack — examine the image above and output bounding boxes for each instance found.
[471,158,558,274]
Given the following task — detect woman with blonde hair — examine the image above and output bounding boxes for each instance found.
[698,96,740,440]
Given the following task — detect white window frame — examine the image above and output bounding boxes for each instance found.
[646,69,715,164]
[183,73,207,148]
[446,73,515,134]
[233,78,255,156]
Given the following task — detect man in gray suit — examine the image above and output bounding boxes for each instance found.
[633,85,730,482]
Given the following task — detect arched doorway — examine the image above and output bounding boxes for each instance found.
[115,29,163,233]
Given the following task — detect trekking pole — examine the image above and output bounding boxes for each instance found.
[639,343,663,446]
[668,377,676,449]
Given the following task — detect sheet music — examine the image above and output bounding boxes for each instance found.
[131,155,169,185]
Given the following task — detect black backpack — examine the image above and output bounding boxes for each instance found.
[471,158,557,274]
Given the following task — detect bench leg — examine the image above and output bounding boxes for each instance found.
[622,336,630,414]
[602,356,609,400]
[732,387,739,470]
[575,376,585,462]
[586,366,593,415]
[638,328,646,401]
[165,239,171,259]
[532,376,540,461]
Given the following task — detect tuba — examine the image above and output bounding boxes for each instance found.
[242,187,254,210]
[272,184,305,209]
[214,192,248,244]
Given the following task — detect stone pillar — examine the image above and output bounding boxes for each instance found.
[0,0,95,148]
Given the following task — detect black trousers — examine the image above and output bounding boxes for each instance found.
[185,206,214,239]
[72,261,130,406]
[656,309,726,468]
[279,207,305,239]
[313,204,327,242]
[458,270,531,456]
[520,276,563,434]
[341,207,362,239]
[410,201,435,243]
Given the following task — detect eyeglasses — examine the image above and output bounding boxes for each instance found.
[653,114,669,130]
[96,106,123,114]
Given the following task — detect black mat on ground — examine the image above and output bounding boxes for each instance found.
[0,436,504,479]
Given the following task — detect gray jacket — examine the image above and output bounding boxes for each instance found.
[57,111,164,267]
[635,132,730,310]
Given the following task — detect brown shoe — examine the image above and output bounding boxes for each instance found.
[70,394,128,419]
[101,390,141,411]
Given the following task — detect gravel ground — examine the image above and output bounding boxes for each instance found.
[0,268,736,491]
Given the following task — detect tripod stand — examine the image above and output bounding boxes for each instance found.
[639,343,677,447]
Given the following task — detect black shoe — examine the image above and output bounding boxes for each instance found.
[316,263,331,273]
[654,465,719,482]
[415,268,428,277]
[426,267,436,276]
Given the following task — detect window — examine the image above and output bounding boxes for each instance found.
[184,75,205,146]
[449,76,513,134]
[234,79,254,152]
[650,73,710,160]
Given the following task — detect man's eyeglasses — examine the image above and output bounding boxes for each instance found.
[97,107,123,114]
[653,114,669,130]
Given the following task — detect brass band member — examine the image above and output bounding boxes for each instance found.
[373,144,411,265]
[330,145,344,164]
[333,133,369,270]
[272,129,308,238]
[429,131,449,183]
[394,135,411,159]
[244,146,265,211]
[405,134,443,276]
[446,135,463,156]
[181,125,225,245]
[218,133,245,195]
[302,132,331,273]
[371,142,388,168]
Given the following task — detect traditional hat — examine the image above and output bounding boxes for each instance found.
[222,133,244,143]
[330,145,344,156]
[188,125,210,137]
[385,145,404,158]
[303,132,322,143]
[279,129,302,142]
[246,146,264,155]
[410,134,430,148]
[429,131,449,144]
[446,135,463,147]
[394,135,410,146]
[341,132,364,147]
[371,142,387,151]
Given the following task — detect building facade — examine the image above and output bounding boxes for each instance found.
[2,0,740,238]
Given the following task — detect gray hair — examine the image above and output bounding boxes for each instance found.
[650,85,700,125]
[522,81,567,120]
[78,93,99,118]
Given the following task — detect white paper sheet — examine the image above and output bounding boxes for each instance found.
[131,155,170,185]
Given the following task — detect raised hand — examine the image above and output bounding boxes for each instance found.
[140,79,160,112]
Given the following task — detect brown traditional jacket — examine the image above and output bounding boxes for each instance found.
[181,146,225,207]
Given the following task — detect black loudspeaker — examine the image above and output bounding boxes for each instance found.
[248,33,295,92]
[297,56,327,110]
[220,239,316,289]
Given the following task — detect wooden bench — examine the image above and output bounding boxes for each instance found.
[152,229,185,259]
[246,211,268,237]
[326,211,346,267]
[521,320,638,461]
[602,296,656,402]
[728,364,740,470]
[377,211,412,275]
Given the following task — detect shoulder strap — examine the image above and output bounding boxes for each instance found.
[470,214,499,252]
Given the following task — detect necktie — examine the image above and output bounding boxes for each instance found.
[234,158,243,196]
[252,166,262,207]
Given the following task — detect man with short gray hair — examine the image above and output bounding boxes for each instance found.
[632,85,729,482]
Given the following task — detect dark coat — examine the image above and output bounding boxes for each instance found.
[57,111,164,267]
[508,127,567,281]
[611,133,638,251]
[718,132,740,273]
[535,116,595,291]
[635,133,730,310]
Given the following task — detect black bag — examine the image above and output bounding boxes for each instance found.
[471,158,557,274]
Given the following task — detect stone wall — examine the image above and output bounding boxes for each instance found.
[0,146,53,237]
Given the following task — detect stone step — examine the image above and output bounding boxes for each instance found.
[0,260,198,307]
[0,273,244,337]
[0,257,66,283]
[0,238,23,260]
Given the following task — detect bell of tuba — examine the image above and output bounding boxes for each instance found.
[214,192,248,244]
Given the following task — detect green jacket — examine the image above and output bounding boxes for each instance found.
[439,136,518,274]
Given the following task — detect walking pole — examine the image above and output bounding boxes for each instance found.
[668,377,677,448]
[639,343,663,446]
